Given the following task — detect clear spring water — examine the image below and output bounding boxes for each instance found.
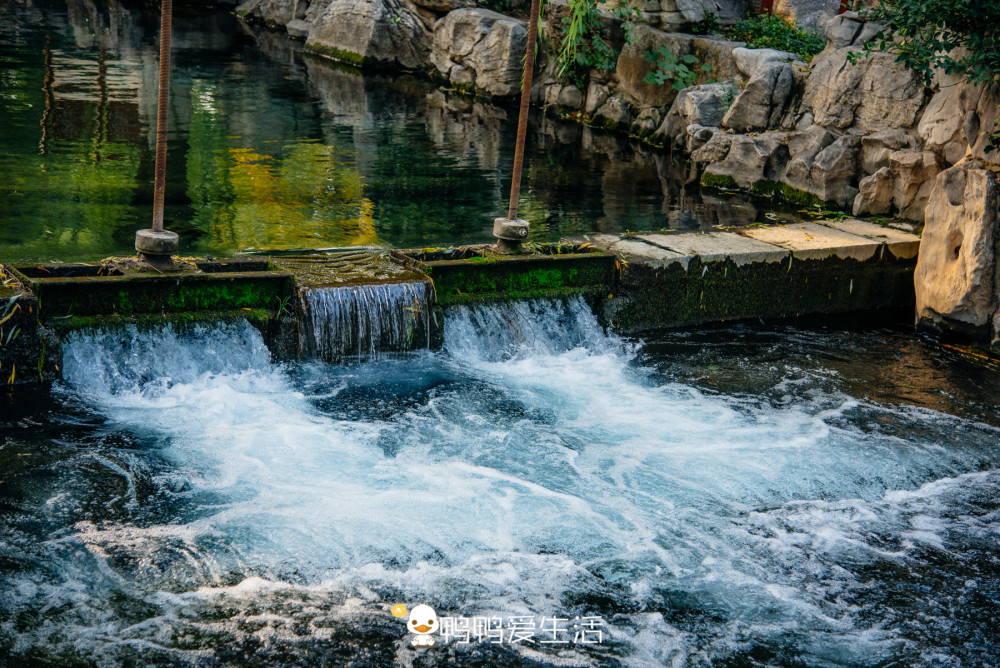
[1,298,998,666]
[1,0,794,263]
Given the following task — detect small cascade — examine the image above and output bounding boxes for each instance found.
[300,280,434,362]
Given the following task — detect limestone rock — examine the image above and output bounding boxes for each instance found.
[703,132,788,187]
[915,162,999,330]
[889,150,944,220]
[431,8,526,96]
[722,61,793,132]
[658,81,737,146]
[918,83,984,166]
[772,0,842,30]
[690,129,733,162]
[306,0,431,70]
[804,48,928,132]
[780,134,860,207]
[860,129,920,175]
[237,0,297,26]
[820,12,864,49]
[594,97,631,127]
[732,47,794,79]
[585,83,611,116]
[684,124,719,152]
[853,168,894,216]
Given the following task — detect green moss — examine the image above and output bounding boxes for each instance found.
[304,43,366,69]
[749,180,826,208]
[700,172,739,190]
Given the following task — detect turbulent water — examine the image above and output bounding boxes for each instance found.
[1,299,998,667]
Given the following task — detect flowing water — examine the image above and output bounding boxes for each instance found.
[1,299,998,667]
[300,281,434,361]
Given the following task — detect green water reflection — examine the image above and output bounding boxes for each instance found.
[1,0,743,263]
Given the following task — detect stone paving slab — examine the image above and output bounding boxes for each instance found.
[739,222,881,262]
[584,234,688,268]
[815,219,921,259]
[637,232,789,267]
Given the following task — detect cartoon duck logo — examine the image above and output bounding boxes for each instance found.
[405,604,439,648]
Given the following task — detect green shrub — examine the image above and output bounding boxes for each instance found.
[642,47,712,91]
[725,14,825,59]
[555,0,642,87]
[690,9,723,36]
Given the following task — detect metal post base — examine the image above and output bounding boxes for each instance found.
[493,217,529,254]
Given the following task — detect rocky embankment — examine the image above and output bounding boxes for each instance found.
[238,0,1000,348]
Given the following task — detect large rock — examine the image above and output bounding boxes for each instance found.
[732,46,795,80]
[860,129,920,175]
[779,134,860,206]
[306,0,431,70]
[804,48,928,132]
[772,0,842,30]
[915,161,1000,331]
[431,8,526,96]
[616,25,742,107]
[657,81,737,146]
[918,82,984,166]
[722,61,793,132]
[852,149,944,220]
[703,132,789,187]
[237,0,298,26]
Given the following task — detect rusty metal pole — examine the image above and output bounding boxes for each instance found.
[494,0,541,254]
[135,0,179,265]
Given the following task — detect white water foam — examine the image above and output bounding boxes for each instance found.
[23,302,1000,665]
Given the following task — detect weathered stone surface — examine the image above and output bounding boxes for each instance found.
[786,123,837,162]
[732,46,795,79]
[918,83,984,166]
[723,61,793,132]
[804,48,928,132]
[658,82,736,146]
[853,167,894,216]
[684,124,718,152]
[690,130,734,163]
[306,0,431,70]
[638,231,788,265]
[820,11,864,49]
[431,8,526,96]
[237,0,298,26]
[915,162,1000,329]
[703,132,788,187]
[780,134,861,207]
[585,234,688,268]
[773,0,842,30]
[860,129,920,175]
[819,218,922,260]
[593,97,631,127]
[584,82,611,116]
[889,150,944,220]
[742,221,880,261]
[852,149,943,220]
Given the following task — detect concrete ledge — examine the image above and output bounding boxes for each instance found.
[740,222,882,262]
[814,219,922,260]
[636,231,789,266]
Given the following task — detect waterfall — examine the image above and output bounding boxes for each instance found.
[299,280,434,362]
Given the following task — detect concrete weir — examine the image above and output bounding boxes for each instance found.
[0,219,921,386]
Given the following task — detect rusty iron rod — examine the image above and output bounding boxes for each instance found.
[151,0,173,233]
[507,0,541,221]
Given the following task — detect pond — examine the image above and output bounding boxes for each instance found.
[1,2,999,667]
[0,0,776,264]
